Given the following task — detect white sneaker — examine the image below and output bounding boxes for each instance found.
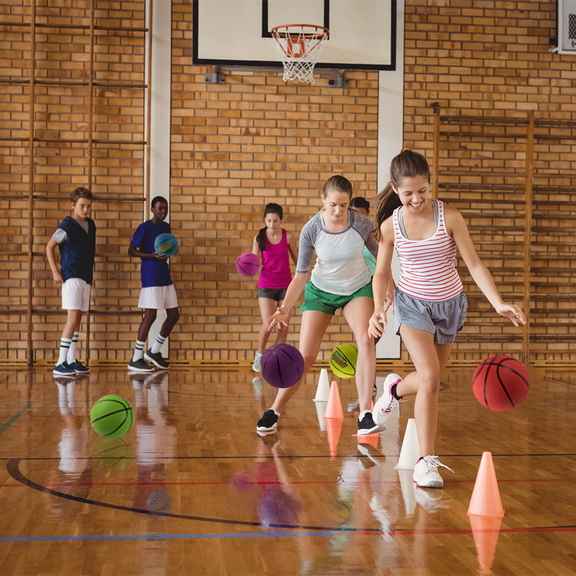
[252,352,262,372]
[413,455,453,489]
[373,373,402,425]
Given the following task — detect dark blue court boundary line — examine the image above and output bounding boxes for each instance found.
[0,402,33,436]
[6,459,576,537]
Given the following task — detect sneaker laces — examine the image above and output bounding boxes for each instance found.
[422,455,454,474]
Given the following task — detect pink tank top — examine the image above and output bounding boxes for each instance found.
[258,229,293,289]
[393,200,463,301]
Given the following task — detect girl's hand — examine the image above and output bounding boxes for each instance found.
[368,309,387,338]
[52,271,64,285]
[268,306,289,331]
[496,303,526,327]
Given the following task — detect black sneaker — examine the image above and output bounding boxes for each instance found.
[357,411,386,435]
[144,349,170,369]
[128,358,154,373]
[256,409,279,435]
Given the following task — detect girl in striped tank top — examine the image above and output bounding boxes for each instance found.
[368,149,526,490]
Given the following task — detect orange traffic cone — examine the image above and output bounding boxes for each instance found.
[325,417,343,459]
[469,514,503,575]
[468,452,505,517]
[324,381,344,420]
[353,432,379,448]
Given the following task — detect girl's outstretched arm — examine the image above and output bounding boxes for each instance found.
[447,205,527,327]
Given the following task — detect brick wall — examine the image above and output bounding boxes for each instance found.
[1,0,575,365]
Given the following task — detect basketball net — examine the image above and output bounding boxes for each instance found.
[271,24,329,84]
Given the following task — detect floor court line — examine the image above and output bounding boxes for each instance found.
[0,401,33,436]
[2,524,576,544]
[6,459,576,537]
[1,476,575,490]
[2,452,576,461]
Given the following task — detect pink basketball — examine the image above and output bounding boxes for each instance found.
[261,343,305,389]
[235,252,261,277]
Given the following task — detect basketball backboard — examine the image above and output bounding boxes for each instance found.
[193,0,396,70]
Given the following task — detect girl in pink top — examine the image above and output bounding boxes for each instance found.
[368,149,526,490]
[251,203,298,372]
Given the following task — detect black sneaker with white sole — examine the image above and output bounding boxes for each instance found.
[144,349,170,369]
[256,409,279,434]
[357,411,386,435]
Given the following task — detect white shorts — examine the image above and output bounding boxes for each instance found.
[62,278,91,312]
[138,284,178,310]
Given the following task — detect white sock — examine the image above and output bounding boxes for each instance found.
[132,340,145,361]
[151,334,166,354]
[57,337,72,365]
[67,332,80,363]
[359,409,370,422]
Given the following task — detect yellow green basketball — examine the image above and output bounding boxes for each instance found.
[90,395,134,439]
[329,344,358,378]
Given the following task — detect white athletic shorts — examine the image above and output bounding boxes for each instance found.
[62,278,91,312]
[138,284,178,310]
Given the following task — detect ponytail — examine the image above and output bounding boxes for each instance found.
[256,227,268,252]
[373,183,402,241]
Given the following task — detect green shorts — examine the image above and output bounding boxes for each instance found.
[300,281,373,315]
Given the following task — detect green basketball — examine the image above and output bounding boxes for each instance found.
[90,395,134,439]
[329,344,358,378]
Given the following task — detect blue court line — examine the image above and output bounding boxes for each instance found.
[0,531,337,543]
[0,402,33,435]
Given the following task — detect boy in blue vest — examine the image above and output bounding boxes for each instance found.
[46,187,96,376]
[127,196,180,372]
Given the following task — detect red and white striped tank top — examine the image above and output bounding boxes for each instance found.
[393,200,463,301]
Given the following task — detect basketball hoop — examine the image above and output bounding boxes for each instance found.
[271,24,329,84]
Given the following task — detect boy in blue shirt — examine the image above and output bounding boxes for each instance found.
[128,196,180,372]
[46,187,96,376]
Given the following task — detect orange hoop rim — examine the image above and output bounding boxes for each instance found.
[271,24,329,40]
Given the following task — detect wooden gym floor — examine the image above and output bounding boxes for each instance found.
[0,364,575,576]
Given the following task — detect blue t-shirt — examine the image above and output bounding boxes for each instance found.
[131,220,172,288]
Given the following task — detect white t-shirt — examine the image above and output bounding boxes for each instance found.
[296,209,377,296]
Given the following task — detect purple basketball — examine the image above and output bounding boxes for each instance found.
[236,252,261,277]
[261,343,305,389]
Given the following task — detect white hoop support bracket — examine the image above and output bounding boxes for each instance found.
[271,24,329,84]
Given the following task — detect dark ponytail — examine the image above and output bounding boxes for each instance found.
[373,149,431,240]
[257,203,284,252]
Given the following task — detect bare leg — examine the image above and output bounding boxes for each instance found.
[61,310,83,340]
[397,325,452,457]
[256,298,284,353]
[342,297,376,413]
[270,310,332,413]
[137,309,157,342]
[159,307,180,338]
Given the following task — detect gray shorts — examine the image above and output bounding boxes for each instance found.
[257,287,287,303]
[394,289,467,345]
